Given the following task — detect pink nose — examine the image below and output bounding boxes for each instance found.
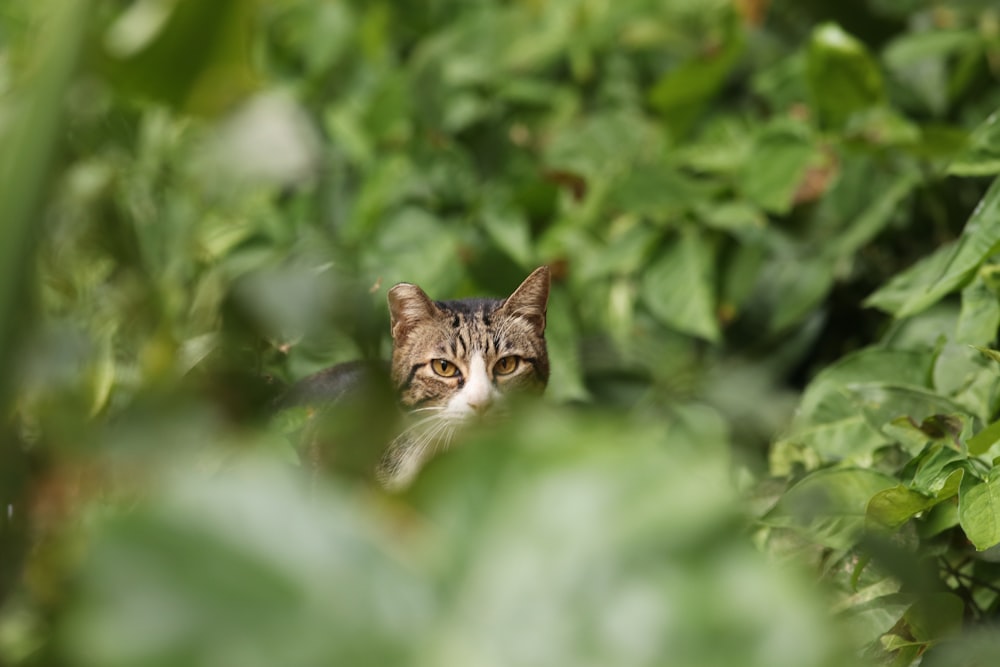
[467,397,494,414]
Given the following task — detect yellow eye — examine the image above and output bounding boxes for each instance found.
[431,359,458,377]
[494,356,520,376]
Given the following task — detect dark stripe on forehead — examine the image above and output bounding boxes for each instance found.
[436,297,503,317]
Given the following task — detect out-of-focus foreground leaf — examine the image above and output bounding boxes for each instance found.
[58,411,855,667]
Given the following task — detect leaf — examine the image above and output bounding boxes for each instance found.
[867,469,963,530]
[968,418,1000,456]
[612,164,717,221]
[480,199,534,267]
[867,485,936,529]
[959,469,1000,550]
[807,23,885,129]
[883,30,979,117]
[763,468,896,549]
[865,175,1000,318]
[825,168,920,258]
[949,110,1000,177]
[641,227,720,342]
[904,592,964,643]
[648,19,744,137]
[956,273,1000,345]
[740,119,819,215]
[101,0,257,114]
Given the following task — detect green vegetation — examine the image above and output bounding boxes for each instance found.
[3,0,1000,665]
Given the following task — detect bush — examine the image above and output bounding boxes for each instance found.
[2,1,1000,665]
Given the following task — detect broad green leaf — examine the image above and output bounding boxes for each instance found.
[867,486,935,529]
[959,469,1000,550]
[763,468,896,549]
[756,255,835,332]
[949,110,1000,177]
[777,416,889,466]
[612,164,716,221]
[0,0,88,399]
[101,0,257,114]
[807,23,885,129]
[956,273,1000,345]
[904,592,964,643]
[60,460,433,667]
[825,168,919,258]
[544,287,590,403]
[867,469,963,530]
[479,200,533,267]
[545,110,663,181]
[865,175,1000,318]
[883,30,979,117]
[912,448,968,496]
[648,19,744,137]
[968,418,1000,456]
[740,119,818,215]
[641,228,720,342]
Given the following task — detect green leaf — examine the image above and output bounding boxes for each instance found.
[883,30,979,117]
[867,469,963,530]
[949,110,1000,177]
[968,418,1000,456]
[904,592,964,643]
[101,0,257,114]
[763,468,896,549]
[956,273,1000,345]
[865,175,1000,318]
[612,164,717,221]
[740,119,818,215]
[867,485,936,529]
[480,199,533,267]
[807,23,885,129]
[648,19,744,137]
[641,228,720,342]
[959,469,1000,550]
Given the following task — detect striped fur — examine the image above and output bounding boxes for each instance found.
[377,267,550,488]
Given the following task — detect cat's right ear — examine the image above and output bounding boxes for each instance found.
[387,283,438,342]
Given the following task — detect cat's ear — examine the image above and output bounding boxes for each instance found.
[388,283,438,341]
[501,266,550,331]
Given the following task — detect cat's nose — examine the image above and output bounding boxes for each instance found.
[467,397,493,415]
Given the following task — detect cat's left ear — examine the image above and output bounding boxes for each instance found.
[501,266,550,331]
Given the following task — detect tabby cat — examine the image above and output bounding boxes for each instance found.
[284,266,550,489]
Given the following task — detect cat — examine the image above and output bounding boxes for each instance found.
[282,266,550,489]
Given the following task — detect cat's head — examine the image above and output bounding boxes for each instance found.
[387,266,550,420]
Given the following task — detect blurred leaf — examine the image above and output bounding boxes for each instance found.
[101,0,258,114]
[480,196,533,268]
[807,23,885,129]
[648,19,744,137]
[883,30,980,117]
[764,468,896,549]
[968,418,1000,456]
[545,110,663,181]
[613,164,717,221]
[903,592,963,643]
[740,119,818,215]
[641,228,720,342]
[955,273,1000,345]
[60,460,432,667]
[959,469,1000,550]
[867,486,936,529]
[866,176,1000,318]
[949,110,1000,177]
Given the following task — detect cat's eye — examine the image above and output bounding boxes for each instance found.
[494,356,520,376]
[431,359,459,377]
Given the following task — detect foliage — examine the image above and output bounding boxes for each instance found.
[3,0,1000,665]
